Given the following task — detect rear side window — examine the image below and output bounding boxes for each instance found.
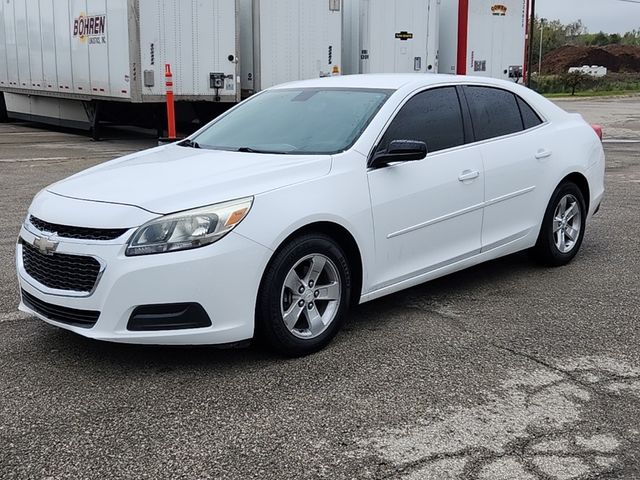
[378,87,465,154]
[465,86,523,141]
[517,96,543,130]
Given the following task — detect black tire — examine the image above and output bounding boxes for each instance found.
[256,234,352,356]
[533,182,587,267]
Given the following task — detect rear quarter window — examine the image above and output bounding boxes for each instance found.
[517,96,543,130]
[464,86,524,141]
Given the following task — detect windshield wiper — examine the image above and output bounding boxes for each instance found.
[178,139,201,149]
[236,147,289,154]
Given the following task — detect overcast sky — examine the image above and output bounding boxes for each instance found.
[537,0,640,34]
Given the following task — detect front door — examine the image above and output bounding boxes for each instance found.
[367,86,485,291]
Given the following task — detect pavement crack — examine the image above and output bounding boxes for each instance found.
[414,304,639,404]
[377,448,493,480]
[490,343,640,407]
[492,344,591,389]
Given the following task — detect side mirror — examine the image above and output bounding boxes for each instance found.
[369,140,427,169]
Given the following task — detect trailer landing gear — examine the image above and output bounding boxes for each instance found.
[83,100,102,141]
[155,104,165,139]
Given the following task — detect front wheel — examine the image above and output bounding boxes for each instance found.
[533,182,587,267]
[256,234,351,356]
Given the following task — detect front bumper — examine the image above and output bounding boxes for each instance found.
[17,225,272,345]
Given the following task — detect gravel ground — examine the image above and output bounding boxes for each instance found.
[0,97,639,479]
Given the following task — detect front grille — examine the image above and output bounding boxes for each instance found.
[21,289,100,328]
[22,241,101,293]
[29,215,128,241]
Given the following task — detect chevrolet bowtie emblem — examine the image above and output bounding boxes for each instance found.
[33,235,59,256]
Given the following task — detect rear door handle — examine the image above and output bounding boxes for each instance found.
[535,149,552,160]
[458,170,480,182]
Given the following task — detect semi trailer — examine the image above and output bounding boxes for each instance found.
[0,0,239,136]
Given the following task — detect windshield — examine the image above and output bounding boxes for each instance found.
[192,88,393,154]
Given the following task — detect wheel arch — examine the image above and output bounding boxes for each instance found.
[261,221,364,308]
[560,172,590,210]
[532,171,591,266]
[534,171,591,243]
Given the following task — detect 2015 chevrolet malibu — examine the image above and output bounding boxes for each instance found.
[16,74,605,356]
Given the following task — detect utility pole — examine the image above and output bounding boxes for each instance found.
[539,18,545,76]
[526,0,536,87]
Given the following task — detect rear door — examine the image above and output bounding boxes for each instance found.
[462,85,547,251]
[367,86,485,290]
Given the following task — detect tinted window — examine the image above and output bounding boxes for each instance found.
[517,96,543,130]
[378,87,465,154]
[465,86,523,141]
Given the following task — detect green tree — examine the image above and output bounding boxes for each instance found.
[564,71,589,95]
[590,31,609,46]
[609,33,622,44]
[530,16,572,69]
[621,29,640,46]
[565,20,587,43]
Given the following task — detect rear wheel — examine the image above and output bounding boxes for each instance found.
[256,234,351,356]
[533,182,586,266]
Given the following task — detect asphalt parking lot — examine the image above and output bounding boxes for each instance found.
[1,96,639,480]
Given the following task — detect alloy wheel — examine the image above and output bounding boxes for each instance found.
[553,194,582,254]
[280,254,342,339]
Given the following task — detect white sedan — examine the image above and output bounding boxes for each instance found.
[16,74,605,356]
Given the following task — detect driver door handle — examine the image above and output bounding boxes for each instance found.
[535,149,552,160]
[458,170,480,182]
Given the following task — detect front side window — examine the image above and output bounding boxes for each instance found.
[377,87,465,154]
[465,86,524,141]
[192,88,392,155]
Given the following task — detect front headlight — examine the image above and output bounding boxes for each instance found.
[125,197,253,256]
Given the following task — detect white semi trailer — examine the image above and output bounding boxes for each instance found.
[239,0,343,96]
[0,0,239,136]
[342,0,440,75]
[439,0,528,81]
[0,0,343,135]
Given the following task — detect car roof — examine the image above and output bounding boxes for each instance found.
[269,73,523,92]
[267,73,567,122]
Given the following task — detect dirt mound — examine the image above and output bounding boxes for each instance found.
[543,44,640,74]
[604,45,640,71]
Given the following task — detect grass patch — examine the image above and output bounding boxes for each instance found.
[532,72,640,97]
[545,89,640,99]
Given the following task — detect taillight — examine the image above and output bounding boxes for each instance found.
[591,124,603,141]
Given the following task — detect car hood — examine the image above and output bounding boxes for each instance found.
[47,144,333,214]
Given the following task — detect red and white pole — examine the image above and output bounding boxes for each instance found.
[456,0,469,75]
[165,64,176,140]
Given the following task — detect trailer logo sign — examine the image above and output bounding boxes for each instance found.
[491,4,508,16]
[395,31,414,41]
[73,13,107,44]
